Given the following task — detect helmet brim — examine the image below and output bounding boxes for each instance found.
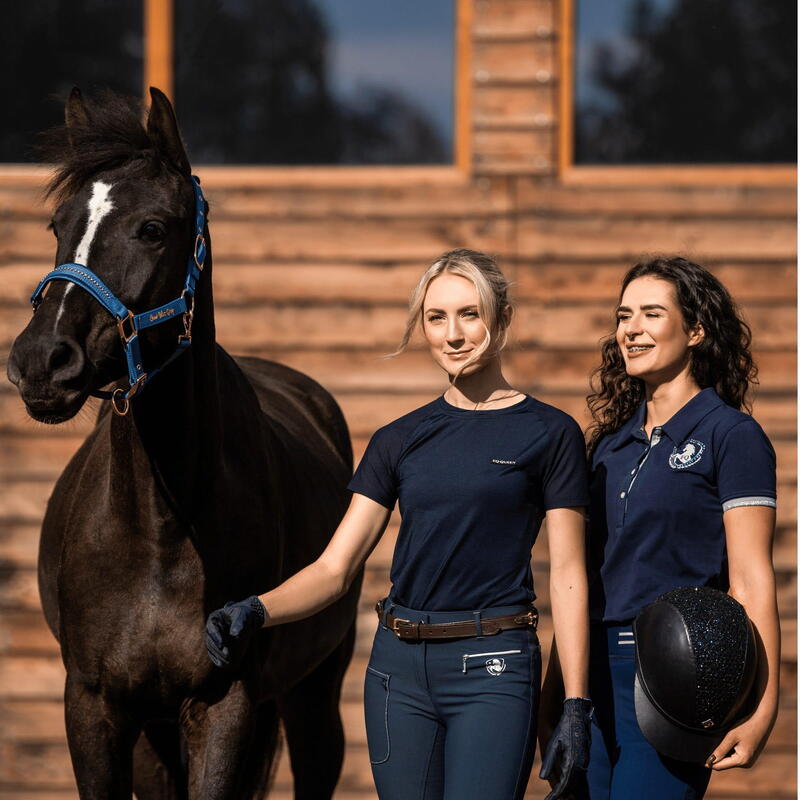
[634,674,725,763]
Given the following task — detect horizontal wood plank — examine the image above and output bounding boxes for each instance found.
[516,216,796,260]
[3,259,795,310]
[1,217,514,263]
[474,39,554,83]
[474,85,554,128]
[475,0,556,39]
[2,302,795,355]
[518,181,797,218]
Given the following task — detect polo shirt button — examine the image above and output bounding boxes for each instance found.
[620,491,626,499]
[630,469,636,475]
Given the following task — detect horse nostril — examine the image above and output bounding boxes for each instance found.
[6,351,21,386]
[48,338,85,381]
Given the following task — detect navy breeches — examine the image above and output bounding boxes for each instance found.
[586,623,712,800]
[364,600,541,800]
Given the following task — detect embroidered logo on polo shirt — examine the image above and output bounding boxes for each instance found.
[668,439,706,470]
[491,459,516,465]
[486,657,506,675]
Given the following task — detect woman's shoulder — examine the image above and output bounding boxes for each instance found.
[368,397,443,445]
[524,395,585,437]
[706,402,770,443]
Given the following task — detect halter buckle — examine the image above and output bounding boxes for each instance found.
[193,234,206,270]
[179,292,195,344]
[116,312,137,343]
[110,373,148,417]
[110,387,130,416]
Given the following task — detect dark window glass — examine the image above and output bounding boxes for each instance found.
[574,0,796,164]
[0,0,143,162]
[174,0,454,164]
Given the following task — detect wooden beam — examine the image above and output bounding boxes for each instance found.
[557,0,574,177]
[560,164,798,187]
[144,0,173,101]
[454,0,474,174]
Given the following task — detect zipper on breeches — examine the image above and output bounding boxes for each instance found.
[461,649,522,673]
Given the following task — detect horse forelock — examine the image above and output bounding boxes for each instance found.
[40,91,174,204]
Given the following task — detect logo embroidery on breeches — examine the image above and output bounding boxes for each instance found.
[486,657,506,675]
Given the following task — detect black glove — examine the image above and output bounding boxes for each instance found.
[539,697,592,800]
[205,595,266,668]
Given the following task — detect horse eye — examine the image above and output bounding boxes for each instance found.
[140,221,166,242]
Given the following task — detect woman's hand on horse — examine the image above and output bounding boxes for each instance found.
[205,596,267,668]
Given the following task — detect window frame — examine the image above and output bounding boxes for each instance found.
[0,0,472,187]
[558,0,796,186]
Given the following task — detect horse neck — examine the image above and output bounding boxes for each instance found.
[110,248,221,523]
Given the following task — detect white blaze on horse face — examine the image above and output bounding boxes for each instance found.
[74,181,115,265]
[55,181,115,330]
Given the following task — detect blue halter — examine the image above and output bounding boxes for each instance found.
[30,175,207,416]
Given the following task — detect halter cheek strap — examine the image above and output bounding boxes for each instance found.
[29,175,207,416]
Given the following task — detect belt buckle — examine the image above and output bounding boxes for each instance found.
[391,616,413,638]
[514,609,538,628]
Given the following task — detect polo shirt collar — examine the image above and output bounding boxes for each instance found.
[608,387,724,451]
[661,387,724,445]
[608,400,648,450]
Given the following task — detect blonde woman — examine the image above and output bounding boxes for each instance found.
[206,249,591,799]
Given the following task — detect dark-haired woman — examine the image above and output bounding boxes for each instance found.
[569,257,779,799]
[205,249,592,799]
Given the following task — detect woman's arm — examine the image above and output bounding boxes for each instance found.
[258,493,391,626]
[538,507,591,799]
[206,493,390,667]
[547,507,589,698]
[708,504,780,770]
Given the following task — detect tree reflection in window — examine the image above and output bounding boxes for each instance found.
[574,0,796,164]
[174,0,453,165]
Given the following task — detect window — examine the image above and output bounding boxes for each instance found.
[1,0,456,167]
[571,0,796,166]
[1,0,143,162]
[174,0,455,165]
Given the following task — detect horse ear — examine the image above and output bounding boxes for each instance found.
[147,87,191,176]
[65,87,90,147]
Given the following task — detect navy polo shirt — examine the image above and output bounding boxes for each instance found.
[348,395,589,611]
[588,387,776,622]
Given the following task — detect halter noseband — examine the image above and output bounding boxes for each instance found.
[30,175,207,416]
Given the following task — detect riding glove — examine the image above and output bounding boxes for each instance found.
[205,595,266,668]
[539,696,593,800]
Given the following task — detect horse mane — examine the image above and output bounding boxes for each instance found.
[41,91,166,203]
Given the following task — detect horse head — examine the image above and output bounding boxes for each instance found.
[8,87,207,423]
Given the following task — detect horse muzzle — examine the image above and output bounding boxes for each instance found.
[7,331,94,423]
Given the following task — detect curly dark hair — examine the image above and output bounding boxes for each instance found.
[586,257,758,454]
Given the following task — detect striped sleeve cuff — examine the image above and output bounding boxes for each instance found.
[722,496,777,512]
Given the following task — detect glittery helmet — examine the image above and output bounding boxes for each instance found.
[632,586,758,763]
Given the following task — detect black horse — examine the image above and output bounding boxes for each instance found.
[6,88,361,799]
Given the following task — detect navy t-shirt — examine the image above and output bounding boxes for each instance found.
[348,394,590,610]
[588,387,777,622]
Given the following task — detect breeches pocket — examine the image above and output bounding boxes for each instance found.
[364,665,391,764]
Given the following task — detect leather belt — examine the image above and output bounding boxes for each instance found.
[376,601,538,641]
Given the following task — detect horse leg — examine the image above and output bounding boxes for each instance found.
[183,682,280,799]
[277,621,356,800]
[64,673,139,799]
[230,699,282,799]
[132,720,187,800]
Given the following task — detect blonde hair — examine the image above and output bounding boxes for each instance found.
[390,249,513,375]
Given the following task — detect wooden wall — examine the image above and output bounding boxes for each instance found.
[0,1,795,797]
